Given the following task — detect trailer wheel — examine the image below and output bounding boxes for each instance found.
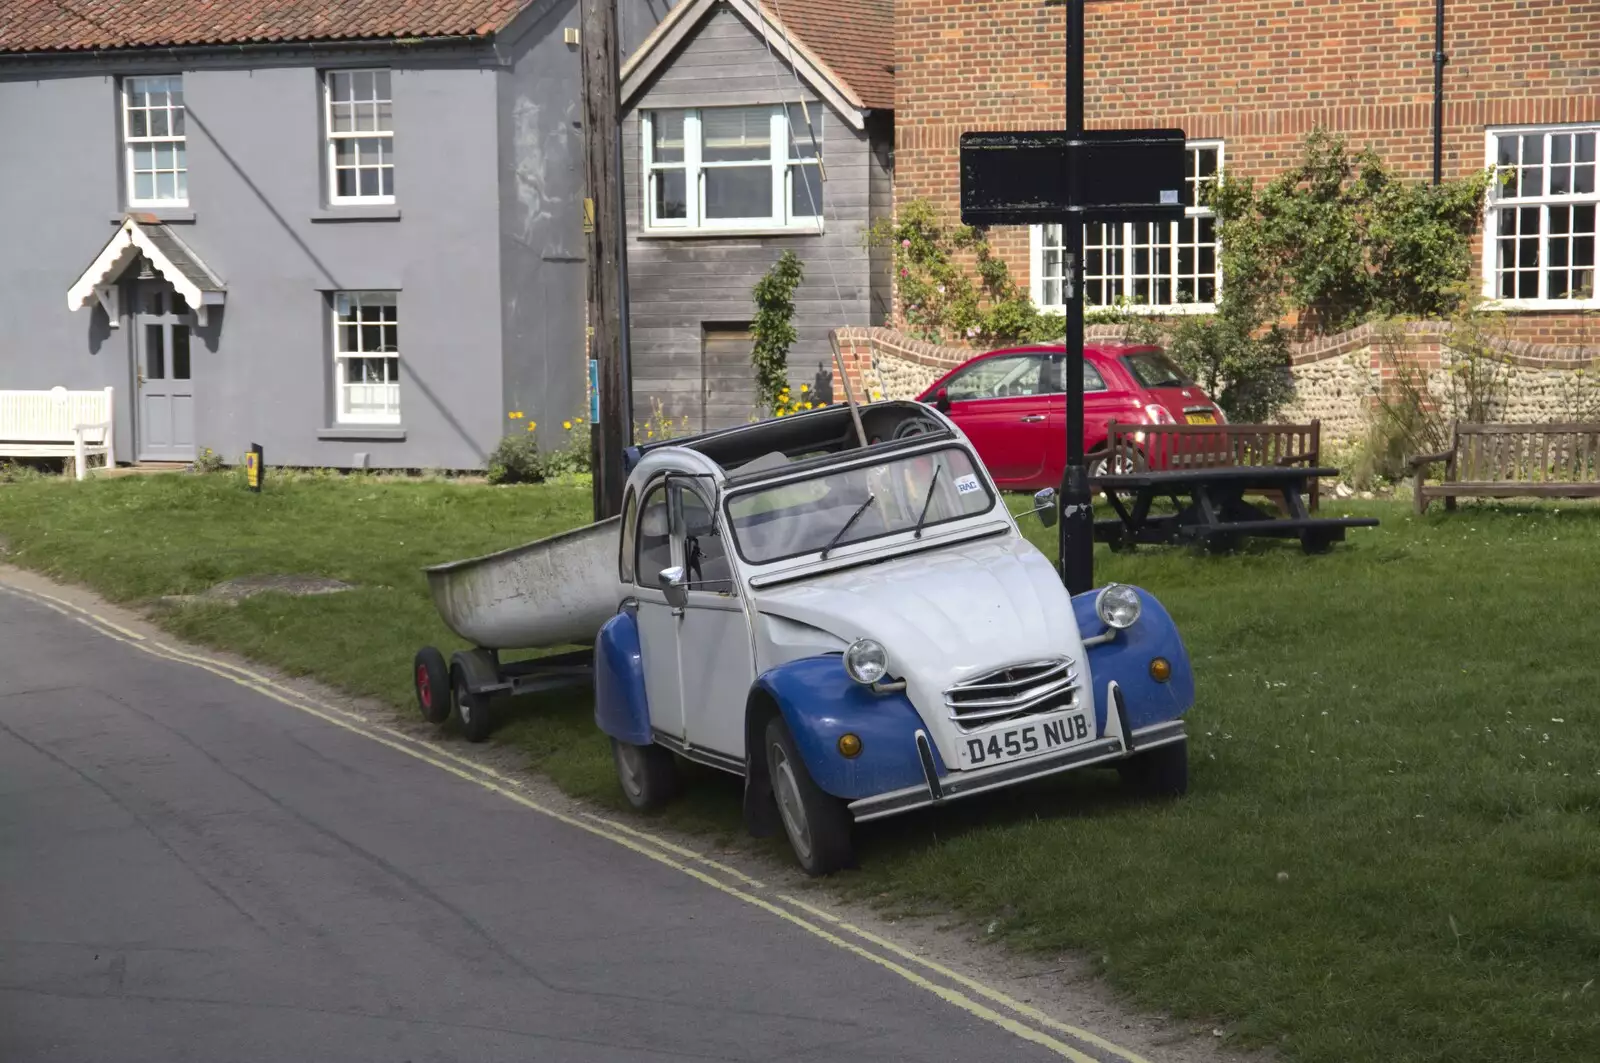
[611,739,680,810]
[765,717,854,876]
[1118,738,1189,798]
[413,647,452,725]
[452,665,494,744]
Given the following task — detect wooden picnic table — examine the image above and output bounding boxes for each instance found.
[1092,465,1378,554]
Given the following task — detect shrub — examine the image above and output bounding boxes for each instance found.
[193,447,226,474]
[486,432,546,485]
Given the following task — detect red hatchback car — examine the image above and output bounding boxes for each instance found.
[915,343,1226,490]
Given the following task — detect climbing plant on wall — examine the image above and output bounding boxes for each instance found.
[751,250,805,413]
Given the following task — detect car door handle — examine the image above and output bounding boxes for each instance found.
[1019,414,1046,423]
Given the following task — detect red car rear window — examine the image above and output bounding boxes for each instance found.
[1121,351,1192,389]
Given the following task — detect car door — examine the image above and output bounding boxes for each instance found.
[1040,354,1114,485]
[632,480,685,741]
[942,353,1051,486]
[673,482,755,765]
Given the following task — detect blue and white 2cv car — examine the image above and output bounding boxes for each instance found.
[415,401,1195,876]
[597,401,1195,874]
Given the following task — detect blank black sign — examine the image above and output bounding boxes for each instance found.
[960,129,1188,227]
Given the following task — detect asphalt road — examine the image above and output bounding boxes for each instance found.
[0,587,1075,1063]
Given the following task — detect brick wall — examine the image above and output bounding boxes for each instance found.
[895,0,1600,339]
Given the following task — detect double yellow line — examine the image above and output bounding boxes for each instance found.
[0,576,1157,1063]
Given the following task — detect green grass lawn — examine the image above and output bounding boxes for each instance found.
[1,471,1596,1062]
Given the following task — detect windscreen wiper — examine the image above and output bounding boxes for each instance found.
[913,465,942,539]
[820,493,876,560]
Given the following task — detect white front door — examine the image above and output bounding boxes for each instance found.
[674,483,754,762]
[132,282,197,461]
[633,481,685,741]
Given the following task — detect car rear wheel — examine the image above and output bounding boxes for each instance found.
[1088,447,1144,479]
[612,739,680,810]
[765,717,854,876]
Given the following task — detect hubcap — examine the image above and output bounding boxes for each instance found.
[416,665,432,708]
[770,742,813,864]
[616,743,643,798]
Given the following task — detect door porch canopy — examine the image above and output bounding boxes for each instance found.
[68,215,226,327]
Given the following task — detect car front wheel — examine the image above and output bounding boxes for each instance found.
[765,717,854,875]
[1117,738,1189,798]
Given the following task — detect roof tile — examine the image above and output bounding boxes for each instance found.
[764,0,892,111]
[0,0,529,54]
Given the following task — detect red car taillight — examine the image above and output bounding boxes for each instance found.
[1142,403,1177,425]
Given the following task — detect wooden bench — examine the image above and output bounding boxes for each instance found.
[1103,419,1323,512]
[0,387,116,480]
[1409,422,1600,514]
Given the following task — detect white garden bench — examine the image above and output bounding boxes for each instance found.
[0,387,116,480]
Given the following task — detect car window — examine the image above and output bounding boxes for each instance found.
[727,446,995,564]
[943,355,1043,401]
[618,488,637,582]
[635,484,672,588]
[1121,350,1192,389]
[678,484,734,594]
[1038,355,1107,394]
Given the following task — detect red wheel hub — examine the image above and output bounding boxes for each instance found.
[417,664,432,708]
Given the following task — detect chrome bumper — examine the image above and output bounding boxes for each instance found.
[847,718,1187,824]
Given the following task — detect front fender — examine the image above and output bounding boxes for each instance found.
[1073,586,1195,733]
[594,611,651,745]
[751,656,945,800]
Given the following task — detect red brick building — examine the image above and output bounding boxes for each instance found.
[893,0,1600,344]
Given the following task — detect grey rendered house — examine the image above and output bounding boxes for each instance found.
[0,0,588,470]
[619,0,893,431]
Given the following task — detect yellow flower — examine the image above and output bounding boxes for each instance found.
[646,427,654,438]
[800,384,809,393]
[563,420,573,430]
[526,423,536,432]
[508,411,523,419]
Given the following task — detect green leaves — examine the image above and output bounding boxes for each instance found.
[751,250,805,413]
[1207,129,1491,332]
[867,199,1064,347]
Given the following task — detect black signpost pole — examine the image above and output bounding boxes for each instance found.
[1058,0,1094,594]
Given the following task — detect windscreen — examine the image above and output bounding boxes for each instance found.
[727,447,996,564]
[1121,350,1192,389]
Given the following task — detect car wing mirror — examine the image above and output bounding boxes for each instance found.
[1031,487,1058,528]
[934,387,951,413]
[660,566,689,610]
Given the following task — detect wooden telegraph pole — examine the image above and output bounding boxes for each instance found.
[581,0,632,520]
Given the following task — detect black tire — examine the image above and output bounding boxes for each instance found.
[413,646,452,725]
[1117,739,1189,798]
[892,415,942,440]
[452,665,494,743]
[611,738,681,810]
[765,716,854,876]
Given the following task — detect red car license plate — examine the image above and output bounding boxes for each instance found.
[1185,411,1217,425]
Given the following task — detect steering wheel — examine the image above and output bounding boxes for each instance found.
[892,415,942,440]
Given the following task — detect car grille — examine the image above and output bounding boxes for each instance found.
[944,658,1079,730]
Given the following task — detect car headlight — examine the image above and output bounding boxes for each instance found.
[1095,583,1142,630]
[843,638,890,685]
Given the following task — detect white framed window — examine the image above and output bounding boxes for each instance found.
[332,292,400,424]
[123,75,187,207]
[1484,125,1597,307]
[641,104,823,231]
[1031,142,1223,313]
[325,70,395,204]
